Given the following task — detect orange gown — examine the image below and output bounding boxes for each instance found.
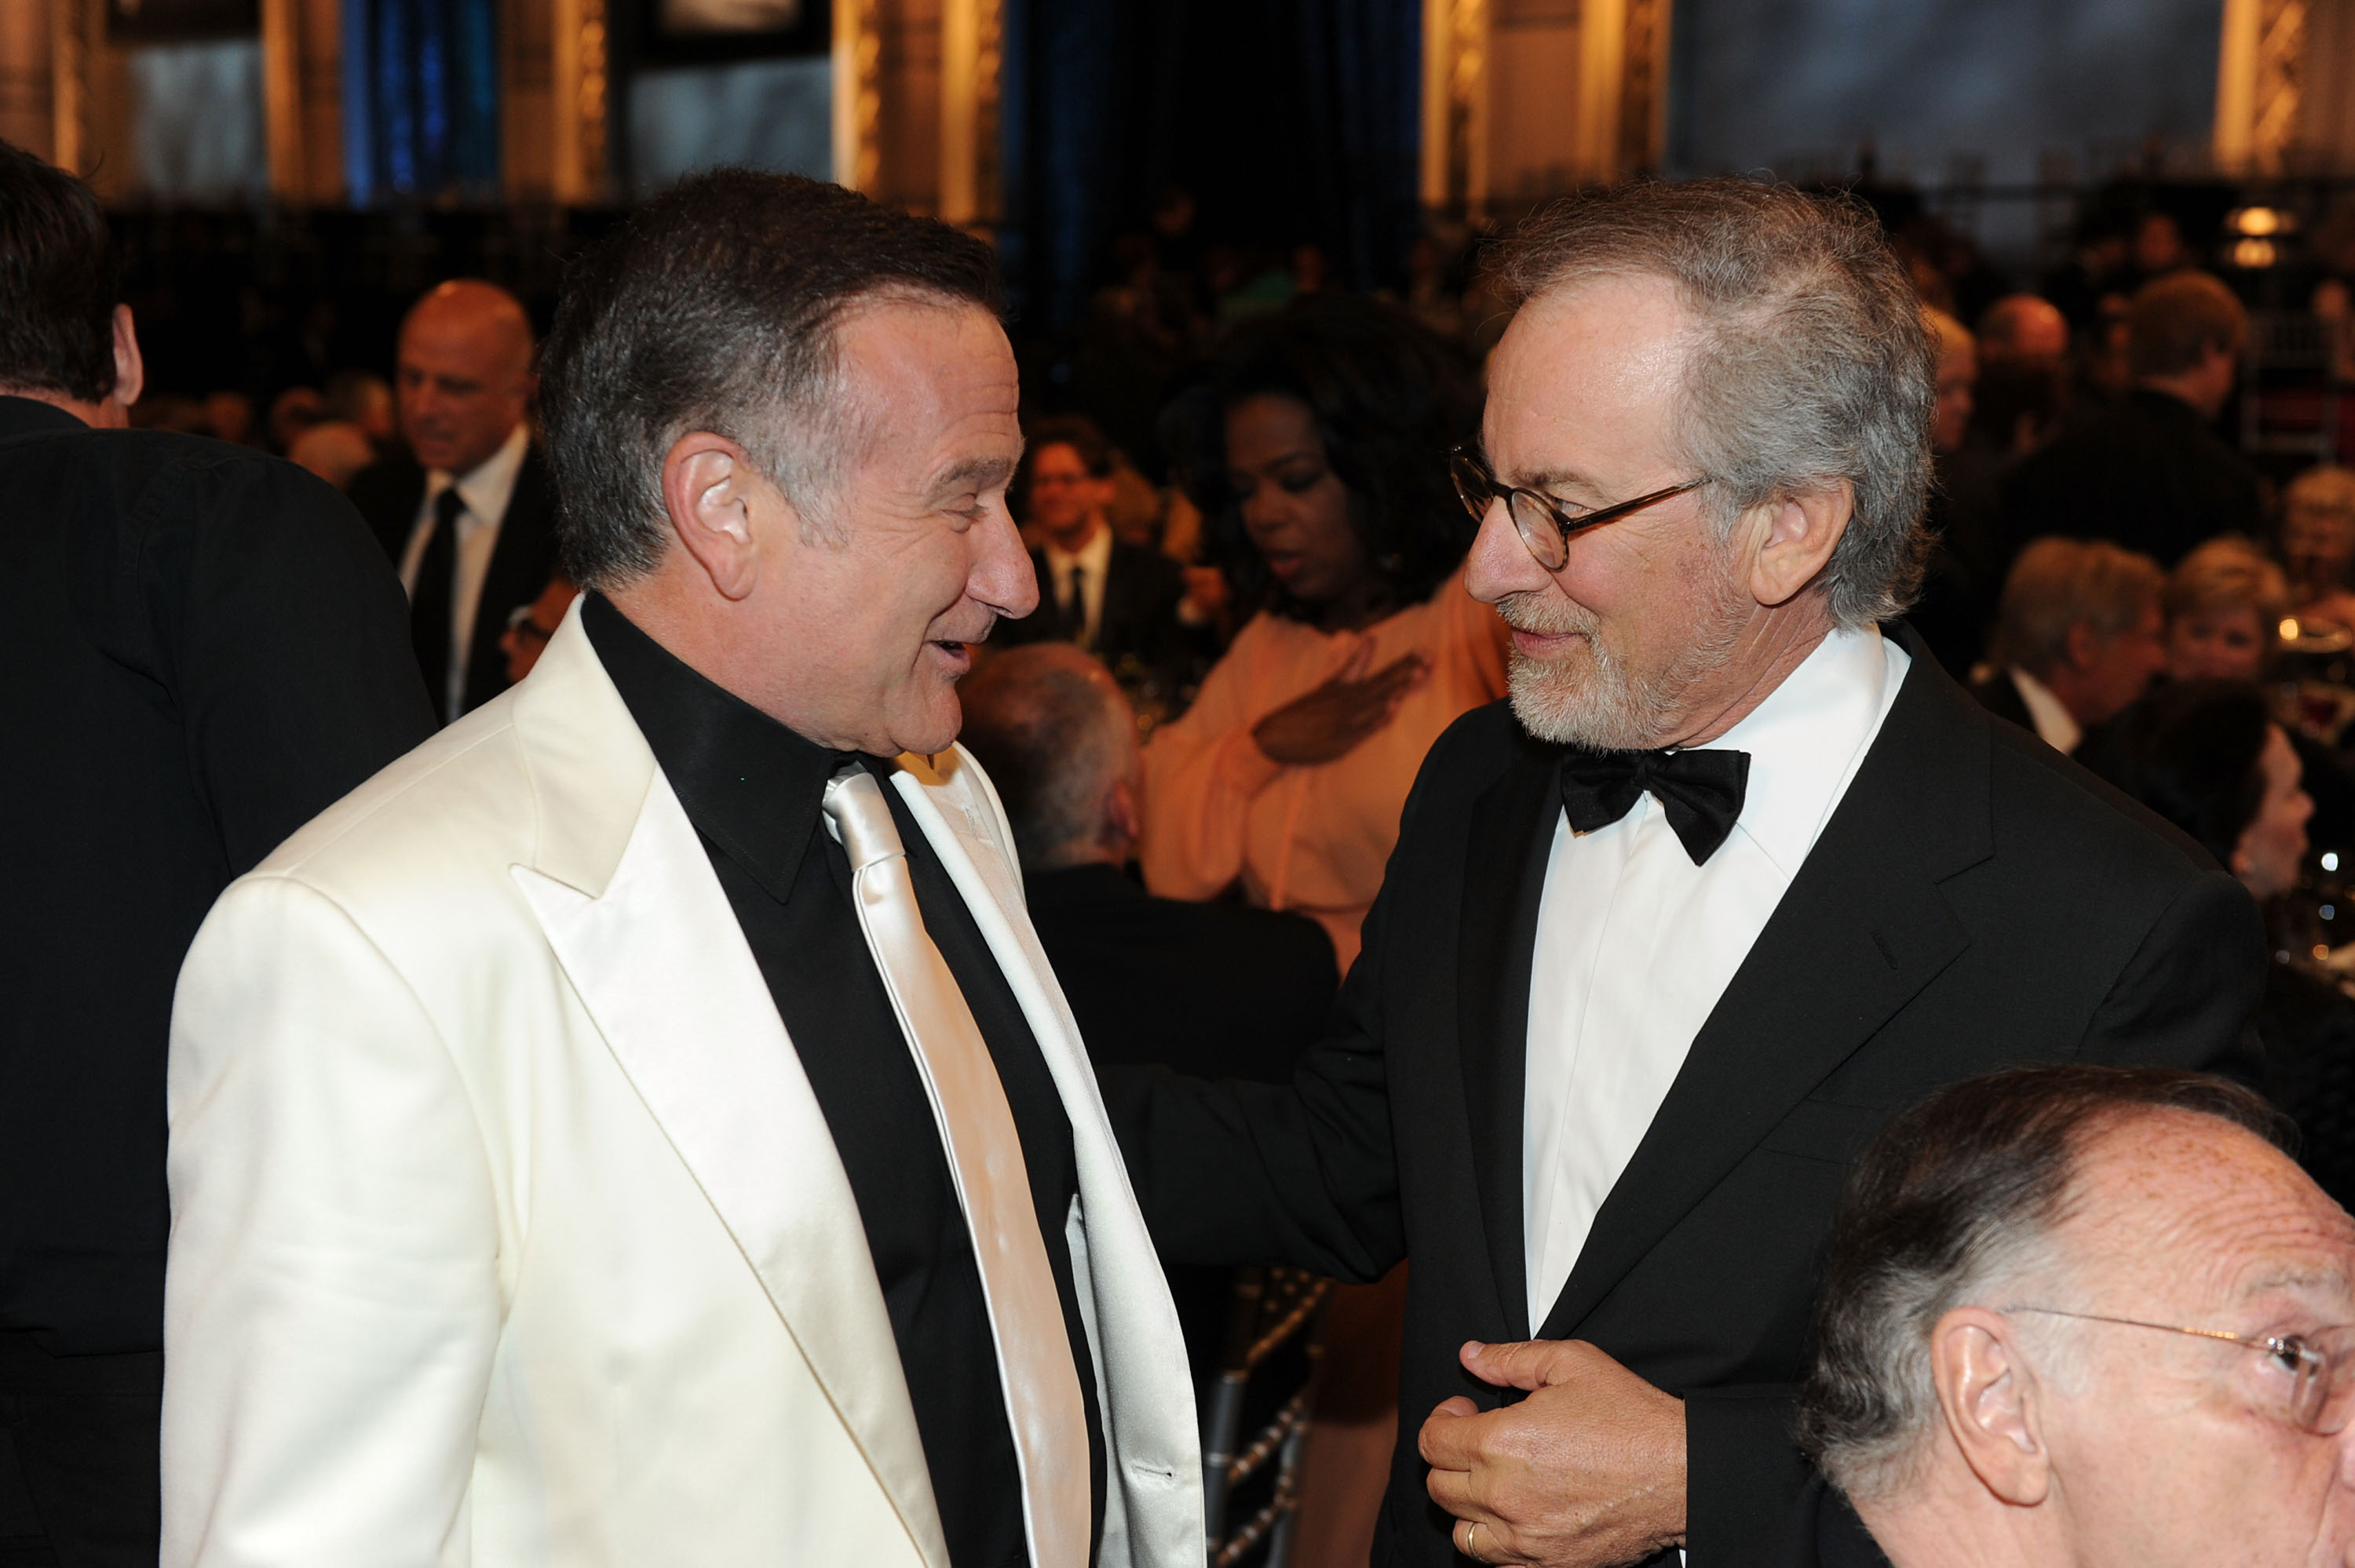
[1140,563,1510,972]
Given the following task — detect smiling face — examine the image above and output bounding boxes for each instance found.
[2167,603,2270,683]
[2234,725,2314,901]
[730,300,1033,755]
[1466,274,1760,750]
[1024,440,1113,552]
[2028,1111,2355,1568]
[1222,392,1368,610]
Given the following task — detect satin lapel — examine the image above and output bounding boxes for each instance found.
[1457,729,1565,1342]
[513,774,952,1568]
[888,752,1207,1561]
[1536,643,1992,1340]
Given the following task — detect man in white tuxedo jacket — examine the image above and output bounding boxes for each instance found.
[161,170,1202,1568]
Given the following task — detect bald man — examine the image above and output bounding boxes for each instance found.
[349,279,563,722]
[1976,294,2070,370]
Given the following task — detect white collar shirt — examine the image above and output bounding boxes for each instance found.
[399,421,530,721]
[2007,666,2082,755]
[1041,522,1115,649]
[1521,625,1909,1333]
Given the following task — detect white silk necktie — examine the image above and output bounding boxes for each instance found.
[820,768,1090,1568]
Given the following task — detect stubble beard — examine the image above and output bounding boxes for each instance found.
[1499,569,1751,752]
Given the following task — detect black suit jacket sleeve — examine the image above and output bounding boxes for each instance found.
[2077,866,2268,1078]
[158,456,437,871]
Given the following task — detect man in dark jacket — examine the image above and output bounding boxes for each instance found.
[345,279,561,724]
[2003,271,2262,568]
[0,140,433,1566]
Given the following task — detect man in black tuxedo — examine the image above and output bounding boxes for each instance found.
[1102,181,2262,1568]
[1968,537,2166,756]
[2002,271,2262,569]
[992,415,1193,684]
[346,279,561,724]
[958,642,1337,1084]
[0,139,432,1566]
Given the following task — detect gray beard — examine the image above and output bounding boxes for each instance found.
[1500,576,1750,751]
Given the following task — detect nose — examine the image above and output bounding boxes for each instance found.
[1465,497,1547,607]
[970,502,1040,621]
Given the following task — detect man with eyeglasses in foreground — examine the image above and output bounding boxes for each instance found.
[1104,178,2263,1568]
[1790,1066,2355,1568]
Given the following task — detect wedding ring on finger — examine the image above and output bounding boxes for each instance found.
[1455,1518,1493,1564]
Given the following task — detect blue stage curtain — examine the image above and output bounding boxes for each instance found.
[1002,0,1421,333]
[341,0,500,202]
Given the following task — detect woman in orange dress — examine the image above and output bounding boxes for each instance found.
[1143,297,1507,975]
[1141,296,1504,1568]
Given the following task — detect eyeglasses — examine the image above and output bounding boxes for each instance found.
[1448,444,1711,572]
[2008,1307,2355,1435]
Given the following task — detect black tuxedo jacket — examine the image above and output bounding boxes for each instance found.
[0,396,433,1355]
[346,443,561,718]
[1025,862,1337,1085]
[995,538,1189,676]
[1967,667,2035,733]
[2001,388,2262,567]
[1104,627,2262,1567]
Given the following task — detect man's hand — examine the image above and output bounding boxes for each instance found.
[1418,1339,1686,1568]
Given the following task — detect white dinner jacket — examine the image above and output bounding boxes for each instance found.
[162,603,1203,1568]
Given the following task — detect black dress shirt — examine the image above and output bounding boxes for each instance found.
[0,396,434,1355]
[583,594,1103,1568]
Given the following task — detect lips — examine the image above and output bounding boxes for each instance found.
[1263,552,1303,582]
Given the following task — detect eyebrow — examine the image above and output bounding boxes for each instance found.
[2236,1264,2354,1302]
[929,454,1017,500]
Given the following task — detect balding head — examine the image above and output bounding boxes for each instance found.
[396,279,535,476]
[1804,1067,2355,1568]
[958,645,1139,871]
[1977,294,2070,368]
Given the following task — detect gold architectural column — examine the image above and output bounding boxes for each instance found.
[1,0,54,159]
[937,0,998,226]
[261,0,345,200]
[1420,0,1487,213]
[834,0,881,189]
[47,0,130,193]
[2216,0,2307,174]
[506,0,607,202]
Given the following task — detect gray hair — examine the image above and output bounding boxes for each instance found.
[1488,179,1935,629]
[1798,1067,2287,1503]
[955,644,1137,871]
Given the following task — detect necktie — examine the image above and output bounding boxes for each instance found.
[820,768,1090,1568]
[1557,745,1751,865]
[1064,562,1089,647]
[411,485,465,724]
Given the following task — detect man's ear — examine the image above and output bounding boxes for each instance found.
[1104,773,1141,855]
[1930,1307,2055,1508]
[108,304,144,416]
[661,432,778,603]
[1746,481,1853,608]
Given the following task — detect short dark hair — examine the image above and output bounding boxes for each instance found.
[1024,414,1115,478]
[540,170,1003,591]
[0,138,120,403]
[1799,1065,2287,1501]
[1159,294,1481,621]
[2076,680,2274,866]
[2128,271,2247,380]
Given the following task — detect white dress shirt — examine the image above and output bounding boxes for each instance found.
[2006,665,2082,754]
[1520,625,1909,1332]
[399,421,530,721]
[1041,521,1115,649]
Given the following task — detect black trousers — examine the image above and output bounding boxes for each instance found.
[0,1332,161,1568]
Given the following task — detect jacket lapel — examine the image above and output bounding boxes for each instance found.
[1535,636,1994,1340]
[1456,727,1565,1342]
[505,614,952,1568]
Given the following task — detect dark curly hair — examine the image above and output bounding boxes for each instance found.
[1158,295,1481,622]
[2075,680,2273,867]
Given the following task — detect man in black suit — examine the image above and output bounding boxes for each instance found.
[1968,537,2167,756]
[958,641,1337,1084]
[346,279,561,724]
[0,140,433,1566]
[992,415,1193,684]
[1103,181,2262,1568]
[2002,271,2262,568]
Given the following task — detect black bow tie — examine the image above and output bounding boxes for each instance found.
[1557,746,1751,866]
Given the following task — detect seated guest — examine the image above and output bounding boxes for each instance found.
[1974,293,2070,371]
[1790,1065,2355,1568]
[2164,534,2288,681]
[1973,536,2167,753]
[346,280,560,725]
[2280,464,2355,629]
[993,414,1192,683]
[958,643,1337,1085]
[2003,271,2262,567]
[1910,309,2002,677]
[2078,681,2355,1208]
